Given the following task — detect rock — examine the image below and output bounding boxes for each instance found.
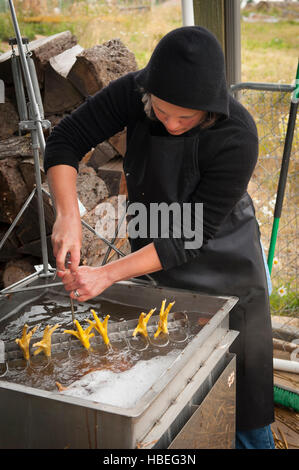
[76,164,108,211]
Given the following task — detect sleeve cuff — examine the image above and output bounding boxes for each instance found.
[43,154,79,173]
[153,237,188,271]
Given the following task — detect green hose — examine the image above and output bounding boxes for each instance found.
[268,219,279,275]
[274,386,299,413]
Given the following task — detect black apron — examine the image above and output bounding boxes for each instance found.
[123,118,274,431]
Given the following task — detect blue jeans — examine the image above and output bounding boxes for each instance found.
[236,425,275,449]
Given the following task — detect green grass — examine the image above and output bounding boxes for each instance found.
[242,21,297,51]
[270,288,299,316]
[244,36,292,51]
[241,20,298,83]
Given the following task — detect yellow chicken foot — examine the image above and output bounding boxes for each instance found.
[154,300,175,338]
[63,319,94,350]
[15,324,39,361]
[32,324,61,358]
[55,381,68,392]
[87,310,111,347]
[133,308,156,338]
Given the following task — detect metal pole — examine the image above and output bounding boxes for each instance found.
[181,0,194,26]
[231,83,295,94]
[224,0,241,88]
[30,129,49,273]
[26,53,44,120]
[8,0,45,153]
[8,0,49,275]
[10,50,28,122]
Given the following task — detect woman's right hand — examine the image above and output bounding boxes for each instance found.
[51,213,82,272]
[47,165,82,272]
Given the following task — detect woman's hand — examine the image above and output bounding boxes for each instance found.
[57,242,162,303]
[57,265,111,302]
[52,213,82,272]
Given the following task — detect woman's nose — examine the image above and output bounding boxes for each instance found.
[164,116,180,131]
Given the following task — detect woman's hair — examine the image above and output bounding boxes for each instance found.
[141,92,220,129]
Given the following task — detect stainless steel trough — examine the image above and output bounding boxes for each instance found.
[0,280,239,449]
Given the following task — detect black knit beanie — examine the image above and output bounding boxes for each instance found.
[135,26,229,117]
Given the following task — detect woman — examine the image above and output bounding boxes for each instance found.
[44,26,275,449]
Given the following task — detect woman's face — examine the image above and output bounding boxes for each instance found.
[151,95,207,135]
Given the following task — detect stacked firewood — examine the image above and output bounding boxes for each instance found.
[0,31,136,288]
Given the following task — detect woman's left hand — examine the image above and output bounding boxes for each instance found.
[57,266,111,302]
[57,242,162,302]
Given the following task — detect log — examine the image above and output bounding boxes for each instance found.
[19,157,46,192]
[0,135,33,160]
[67,38,138,97]
[13,188,56,262]
[87,141,118,171]
[273,338,299,353]
[1,84,18,103]
[43,44,85,115]
[0,223,22,262]
[2,256,37,288]
[81,148,95,165]
[108,129,127,157]
[0,262,5,290]
[17,235,56,267]
[0,31,77,85]
[14,191,55,246]
[0,98,20,139]
[97,157,127,197]
[0,157,29,224]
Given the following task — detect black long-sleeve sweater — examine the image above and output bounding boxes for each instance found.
[44,71,259,271]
